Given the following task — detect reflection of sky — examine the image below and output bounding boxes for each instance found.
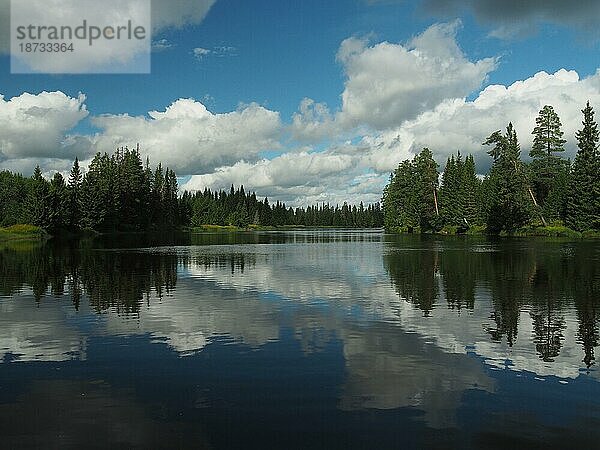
[1,234,600,439]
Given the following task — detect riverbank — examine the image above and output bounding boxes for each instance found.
[188,225,374,232]
[387,223,600,238]
[0,225,47,242]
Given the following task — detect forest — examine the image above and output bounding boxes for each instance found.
[382,102,600,235]
[0,147,383,233]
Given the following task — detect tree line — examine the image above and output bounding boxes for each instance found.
[382,102,600,234]
[0,146,383,232]
[185,186,383,228]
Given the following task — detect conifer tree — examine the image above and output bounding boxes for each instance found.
[382,160,419,231]
[440,153,467,226]
[47,172,68,231]
[566,101,600,231]
[530,105,569,220]
[414,148,441,231]
[484,123,533,233]
[67,157,83,230]
[26,166,50,227]
[461,154,481,226]
[531,105,566,158]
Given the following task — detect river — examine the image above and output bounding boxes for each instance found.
[1,230,599,448]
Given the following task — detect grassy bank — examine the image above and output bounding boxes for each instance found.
[188,225,381,232]
[511,224,600,238]
[189,224,314,232]
[386,223,600,238]
[0,224,47,242]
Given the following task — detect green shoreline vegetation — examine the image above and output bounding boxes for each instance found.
[0,224,47,242]
[382,102,600,237]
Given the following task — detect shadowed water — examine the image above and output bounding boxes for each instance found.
[1,230,600,449]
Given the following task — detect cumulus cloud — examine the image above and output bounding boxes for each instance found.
[292,22,497,139]
[89,98,282,174]
[185,68,600,205]
[366,68,600,174]
[0,91,89,172]
[335,21,497,130]
[181,149,387,206]
[422,0,600,38]
[290,98,336,142]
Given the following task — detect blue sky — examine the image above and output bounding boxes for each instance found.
[1,0,600,205]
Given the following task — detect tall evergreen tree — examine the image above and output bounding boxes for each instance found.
[530,105,569,220]
[531,105,566,158]
[484,123,533,233]
[382,160,419,231]
[26,166,50,227]
[67,157,83,230]
[566,101,600,231]
[47,172,68,231]
[414,148,441,231]
[461,154,482,226]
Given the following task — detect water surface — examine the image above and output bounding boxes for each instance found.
[1,230,600,449]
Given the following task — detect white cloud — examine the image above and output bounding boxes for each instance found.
[192,45,237,61]
[291,22,497,141]
[366,69,600,174]
[152,38,174,52]
[181,149,386,206]
[291,98,336,142]
[334,21,497,131]
[89,98,282,173]
[0,91,88,170]
[192,47,211,59]
[185,68,600,205]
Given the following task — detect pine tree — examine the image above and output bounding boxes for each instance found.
[530,105,569,220]
[566,101,600,231]
[531,105,566,158]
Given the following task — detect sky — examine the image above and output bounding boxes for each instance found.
[1,0,600,206]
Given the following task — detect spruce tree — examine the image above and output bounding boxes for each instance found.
[461,154,482,226]
[382,160,419,231]
[484,123,533,233]
[26,166,50,227]
[440,155,459,225]
[566,101,600,231]
[67,157,83,230]
[47,172,68,231]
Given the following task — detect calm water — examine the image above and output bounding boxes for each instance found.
[1,230,600,449]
